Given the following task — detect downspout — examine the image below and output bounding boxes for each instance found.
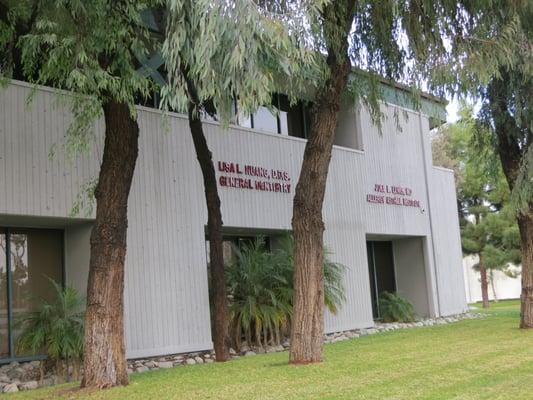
[417,112,442,317]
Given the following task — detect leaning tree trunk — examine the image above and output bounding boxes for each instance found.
[478,254,490,309]
[180,64,229,361]
[518,210,533,328]
[289,1,355,364]
[187,104,229,361]
[82,100,139,388]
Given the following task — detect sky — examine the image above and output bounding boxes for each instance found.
[446,96,482,124]
[446,98,460,123]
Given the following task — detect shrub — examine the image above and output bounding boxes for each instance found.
[225,235,346,350]
[16,278,85,381]
[378,292,415,323]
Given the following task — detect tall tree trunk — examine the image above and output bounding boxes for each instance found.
[189,103,229,361]
[289,1,355,364]
[518,211,533,328]
[479,254,490,309]
[187,103,230,361]
[181,65,229,361]
[487,76,532,328]
[82,100,139,388]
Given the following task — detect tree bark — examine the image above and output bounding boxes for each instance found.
[518,211,533,328]
[187,104,230,361]
[181,66,230,361]
[487,76,532,328]
[289,1,355,364]
[478,254,490,309]
[81,100,139,388]
[489,269,498,302]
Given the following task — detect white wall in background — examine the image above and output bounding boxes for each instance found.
[463,255,521,303]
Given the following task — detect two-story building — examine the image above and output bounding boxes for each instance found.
[0,79,467,363]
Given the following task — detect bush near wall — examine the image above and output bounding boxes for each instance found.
[378,292,416,323]
[225,235,346,350]
[15,279,85,382]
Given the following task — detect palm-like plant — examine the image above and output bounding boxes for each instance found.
[226,235,346,350]
[378,292,415,323]
[16,278,85,381]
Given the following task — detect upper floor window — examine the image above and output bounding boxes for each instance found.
[334,104,364,151]
[236,94,312,139]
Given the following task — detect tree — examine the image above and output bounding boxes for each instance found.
[162,0,318,361]
[2,0,161,388]
[483,61,532,327]
[433,108,521,308]
[0,0,40,81]
[288,0,471,363]
[431,2,532,327]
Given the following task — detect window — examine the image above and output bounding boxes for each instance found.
[252,106,279,134]
[0,228,63,361]
[367,241,396,319]
[334,105,364,150]
[236,94,312,139]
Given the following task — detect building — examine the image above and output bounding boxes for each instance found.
[0,79,467,363]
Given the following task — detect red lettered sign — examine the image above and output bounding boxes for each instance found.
[217,161,291,194]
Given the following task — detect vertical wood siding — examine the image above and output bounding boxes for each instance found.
[0,81,466,358]
[429,167,469,315]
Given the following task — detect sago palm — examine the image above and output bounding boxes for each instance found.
[226,234,346,349]
[16,278,85,381]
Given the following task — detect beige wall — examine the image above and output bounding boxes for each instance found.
[0,80,466,358]
[65,223,92,296]
[393,237,430,317]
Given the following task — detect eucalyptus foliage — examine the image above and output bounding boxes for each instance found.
[426,2,532,215]
[163,1,484,128]
[225,235,346,349]
[162,0,322,121]
[3,0,161,154]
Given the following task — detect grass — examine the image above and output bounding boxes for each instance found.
[8,299,533,400]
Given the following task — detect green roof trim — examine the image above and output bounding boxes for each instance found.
[378,83,447,123]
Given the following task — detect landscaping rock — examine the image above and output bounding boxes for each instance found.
[185,358,196,365]
[8,367,24,380]
[3,383,19,393]
[332,335,348,343]
[136,366,149,373]
[157,361,173,369]
[244,351,256,357]
[20,380,38,391]
[41,377,55,387]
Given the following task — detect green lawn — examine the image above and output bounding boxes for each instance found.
[9,300,533,400]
